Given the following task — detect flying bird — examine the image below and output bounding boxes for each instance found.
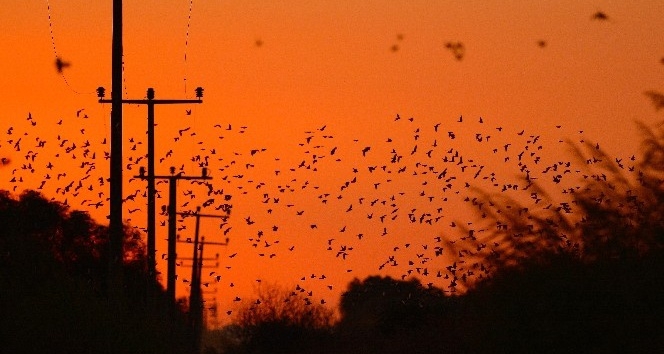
[444,42,465,61]
[54,57,71,73]
[591,11,609,21]
[644,90,664,111]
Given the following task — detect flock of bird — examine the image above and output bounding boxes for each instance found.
[1,102,638,318]
[2,8,660,321]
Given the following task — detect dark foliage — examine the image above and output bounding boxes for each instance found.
[220,284,335,354]
[333,276,460,354]
[457,251,664,353]
[0,190,194,353]
[339,276,449,335]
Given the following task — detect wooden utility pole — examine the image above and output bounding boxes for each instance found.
[108,0,124,304]
[100,87,203,282]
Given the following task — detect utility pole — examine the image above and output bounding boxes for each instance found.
[138,166,211,307]
[108,0,124,305]
[178,232,229,350]
[177,207,230,303]
[100,87,203,282]
[177,207,230,353]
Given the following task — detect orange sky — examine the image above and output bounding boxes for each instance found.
[2,1,663,326]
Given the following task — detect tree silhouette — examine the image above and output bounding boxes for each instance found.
[0,189,194,353]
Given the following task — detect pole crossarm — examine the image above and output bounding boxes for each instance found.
[178,211,231,219]
[198,240,231,246]
[149,174,213,181]
[178,256,219,261]
[99,98,202,104]
[179,262,219,269]
[96,85,204,105]
[177,239,230,246]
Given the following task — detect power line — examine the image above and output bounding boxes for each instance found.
[183,0,195,97]
[45,0,58,59]
[122,54,129,98]
[45,0,95,95]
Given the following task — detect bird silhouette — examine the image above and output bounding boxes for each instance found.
[54,57,71,73]
[644,90,664,111]
[444,42,465,60]
[591,11,609,21]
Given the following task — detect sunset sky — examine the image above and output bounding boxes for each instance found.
[2,1,663,326]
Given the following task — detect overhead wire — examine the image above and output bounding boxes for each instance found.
[183,0,195,97]
[45,0,96,95]
[183,0,201,173]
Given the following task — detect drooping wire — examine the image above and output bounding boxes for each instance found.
[46,0,58,60]
[45,0,95,95]
[183,0,194,97]
[122,54,129,98]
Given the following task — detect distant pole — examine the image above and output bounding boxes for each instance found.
[143,167,211,306]
[187,236,229,343]
[193,236,205,352]
[176,207,229,327]
[176,206,230,353]
[109,0,124,301]
[190,207,203,309]
[167,171,178,304]
[146,89,156,280]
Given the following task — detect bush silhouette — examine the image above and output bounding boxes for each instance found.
[223,283,335,354]
[338,276,448,335]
